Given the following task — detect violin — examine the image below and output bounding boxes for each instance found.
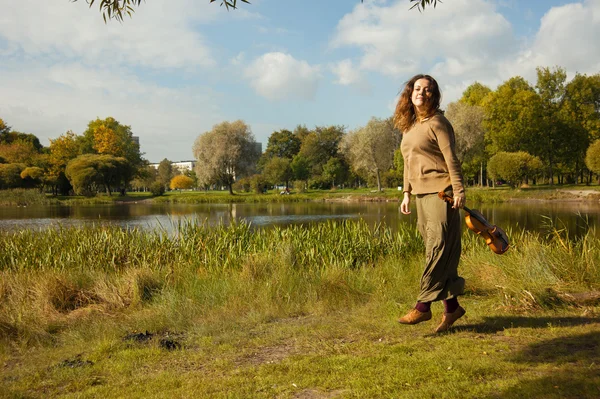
[438,192,509,255]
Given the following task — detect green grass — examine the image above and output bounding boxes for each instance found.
[1,184,599,207]
[150,184,600,204]
[1,221,599,398]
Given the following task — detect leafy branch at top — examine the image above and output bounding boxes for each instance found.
[74,0,440,23]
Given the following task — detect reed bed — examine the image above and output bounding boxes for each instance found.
[0,188,58,206]
[0,220,598,348]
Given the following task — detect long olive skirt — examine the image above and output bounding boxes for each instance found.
[415,191,465,303]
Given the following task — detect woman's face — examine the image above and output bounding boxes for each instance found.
[411,78,432,111]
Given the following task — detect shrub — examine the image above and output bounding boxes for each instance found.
[150,182,165,196]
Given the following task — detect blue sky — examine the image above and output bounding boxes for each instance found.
[1,0,599,162]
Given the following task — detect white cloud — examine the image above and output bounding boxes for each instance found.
[331,0,515,81]
[0,62,223,162]
[244,52,321,100]
[0,0,218,69]
[503,0,600,80]
[331,0,600,104]
[330,59,371,94]
[331,59,361,85]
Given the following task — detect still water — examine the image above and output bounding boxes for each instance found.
[0,201,598,237]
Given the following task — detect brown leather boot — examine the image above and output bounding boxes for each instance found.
[434,306,466,333]
[397,308,432,325]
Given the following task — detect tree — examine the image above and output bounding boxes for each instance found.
[131,164,157,192]
[48,131,81,195]
[290,154,310,188]
[65,154,131,196]
[445,101,486,185]
[170,175,194,191]
[79,0,436,22]
[192,120,260,195]
[563,73,600,143]
[0,163,25,189]
[460,82,492,107]
[0,119,10,136]
[298,125,345,178]
[20,167,45,190]
[484,77,541,154]
[321,157,345,189]
[81,117,143,190]
[0,140,42,166]
[487,151,543,188]
[262,156,293,189]
[562,73,600,183]
[263,129,301,160]
[340,117,399,191]
[586,140,600,183]
[157,158,173,188]
[83,118,141,162]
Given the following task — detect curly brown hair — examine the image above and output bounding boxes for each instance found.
[393,74,441,132]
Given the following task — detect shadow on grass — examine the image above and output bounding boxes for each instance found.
[452,315,600,334]
[484,331,600,399]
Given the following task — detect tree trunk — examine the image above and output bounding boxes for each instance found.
[376,169,382,192]
[228,183,234,195]
[479,162,483,187]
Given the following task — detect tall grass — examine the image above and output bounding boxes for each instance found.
[0,220,598,347]
[0,188,58,206]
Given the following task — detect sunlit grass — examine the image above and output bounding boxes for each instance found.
[1,221,599,398]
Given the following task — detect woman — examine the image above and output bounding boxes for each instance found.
[394,74,466,333]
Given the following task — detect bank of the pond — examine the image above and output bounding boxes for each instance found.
[1,221,599,398]
[0,185,599,207]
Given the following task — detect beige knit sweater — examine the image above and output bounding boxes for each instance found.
[400,112,465,197]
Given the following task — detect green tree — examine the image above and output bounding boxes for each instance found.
[157,158,173,189]
[131,164,157,192]
[340,117,399,191]
[0,163,26,189]
[484,76,543,156]
[321,157,345,189]
[586,140,600,184]
[0,118,10,136]
[562,72,600,183]
[81,117,143,189]
[290,154,310,188]
[563,73,600,143]
[193,120,260,195]
[48,131,81,195]
[20,167,45,190]
[262,156,293,189]
[0,140,42,166]
[487,151,543,188]
[293,124,311,143]
[65,154,131,196]
[460,82,492,107]
[263,129,301,161]
[298,125,345,178]
[183,169,198,189]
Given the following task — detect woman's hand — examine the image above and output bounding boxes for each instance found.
[400,192,411,215]
[452,195,465,209]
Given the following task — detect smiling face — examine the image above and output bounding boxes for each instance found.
[411,78,432,114]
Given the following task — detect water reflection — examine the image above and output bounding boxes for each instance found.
[0,201,598,237]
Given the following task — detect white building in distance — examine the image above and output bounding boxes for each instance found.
[149,160,196,172]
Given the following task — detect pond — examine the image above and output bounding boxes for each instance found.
[0,200,598,238]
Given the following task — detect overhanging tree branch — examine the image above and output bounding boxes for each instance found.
[73,0,439,22]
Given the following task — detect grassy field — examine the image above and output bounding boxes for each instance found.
[1,221,599,398]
